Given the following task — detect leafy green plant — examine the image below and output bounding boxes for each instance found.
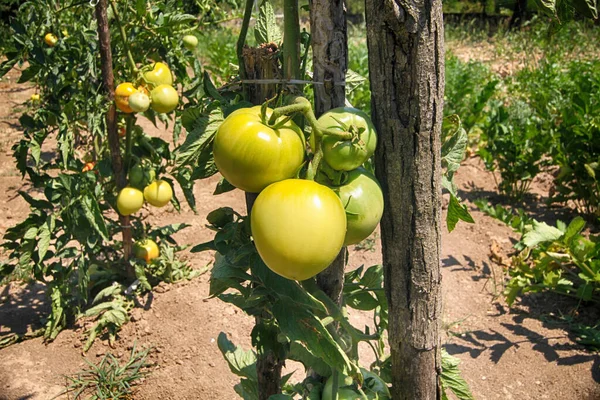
[478,99,551,199]
[59,343,152,400]
[478,202,600,307]
[0,0,219,349]
[548,61,600,215]
[444,54,498,136]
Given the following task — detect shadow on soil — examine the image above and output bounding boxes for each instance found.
[0,282,48,337]
[443,255,600,385]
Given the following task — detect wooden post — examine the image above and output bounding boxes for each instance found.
[95,0,134,277]
[365,0,445,398]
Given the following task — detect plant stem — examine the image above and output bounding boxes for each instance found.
[109,0,138,76]
[95,0,134,275]
[237,0,255,81]
[282,0,301,81]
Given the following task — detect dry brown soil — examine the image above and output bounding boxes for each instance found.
[0,65,598,400]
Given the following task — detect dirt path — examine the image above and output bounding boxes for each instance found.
[0,67,598,400]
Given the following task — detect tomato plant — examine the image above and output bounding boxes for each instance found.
[213,106,306,193]
[143,180,173,207]
[317,107,377,171]
[250,179,347,280]
[1,0,211,348]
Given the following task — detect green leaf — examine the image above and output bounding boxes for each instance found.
[80,194,109,241]
[287,341,332,377]
[447,194,475,232]
[217,332,257,380]
[564,217,586,244]
[37,220,51,262]
[272,297,357,378]
[214,177,237,195]
[442,116,468,175]
[175,104,223,168]
[210,253,253,297]
[207,207,236,228]
[441,349,475,400]
[254,0,282,45]
[345,291,379,311]
[523,220,563,247]
[345,69,367,96]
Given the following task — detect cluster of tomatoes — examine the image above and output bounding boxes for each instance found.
[113,62,181,263]
[213,105,384,281]
[115,62,179,115]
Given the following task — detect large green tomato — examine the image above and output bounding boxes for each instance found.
[150,84,179,113]
[143,180,173,207]
[322,375,367,400]
[318,107,377,171]
[116,186,144,216]
[322,168,384,246]
[144,62,173,87]
[213,106,306,193]
[251,179,346,280]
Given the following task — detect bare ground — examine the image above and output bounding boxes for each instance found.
[0,66,598,400]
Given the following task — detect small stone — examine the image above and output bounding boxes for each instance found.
[176,359,184,365]
[208,362,215,367]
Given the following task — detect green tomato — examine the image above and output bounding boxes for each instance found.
[116,186,144,216]
[322,374,366,400]
[128,91,150,113]
[150,84,179,113]
[213,106,306,193]
[318,107,377,171]
[144,62,173,87]
[322,167,384,246]
[183,35,199,50]
[251,179,346,281]
[143,180,173,207]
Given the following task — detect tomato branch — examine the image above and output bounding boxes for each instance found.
[236,0,255,81]
[109,0,139,77]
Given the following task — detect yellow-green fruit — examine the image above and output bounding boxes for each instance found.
[143,180,173,207]
[150,85,179,113]
[133,239,160,263]
[183,35,199,50]
[144,62,173,87]
[116,186,144,216]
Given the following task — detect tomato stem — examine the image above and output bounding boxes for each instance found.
[109,0,139,76]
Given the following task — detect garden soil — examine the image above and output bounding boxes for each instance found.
[0,66,598,400]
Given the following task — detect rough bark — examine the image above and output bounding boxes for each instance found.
[242,45,284,400]
[310,0,348,309]
[310,0,348,117]
[365,0,444,398]
[95,0,133,273]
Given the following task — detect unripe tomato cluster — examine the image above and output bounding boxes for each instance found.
[116,165,172,264]
[213,104,384,281]
[116,175,173,216]
[115,62,179,115]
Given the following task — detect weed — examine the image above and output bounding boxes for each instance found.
[59,344,152,400]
